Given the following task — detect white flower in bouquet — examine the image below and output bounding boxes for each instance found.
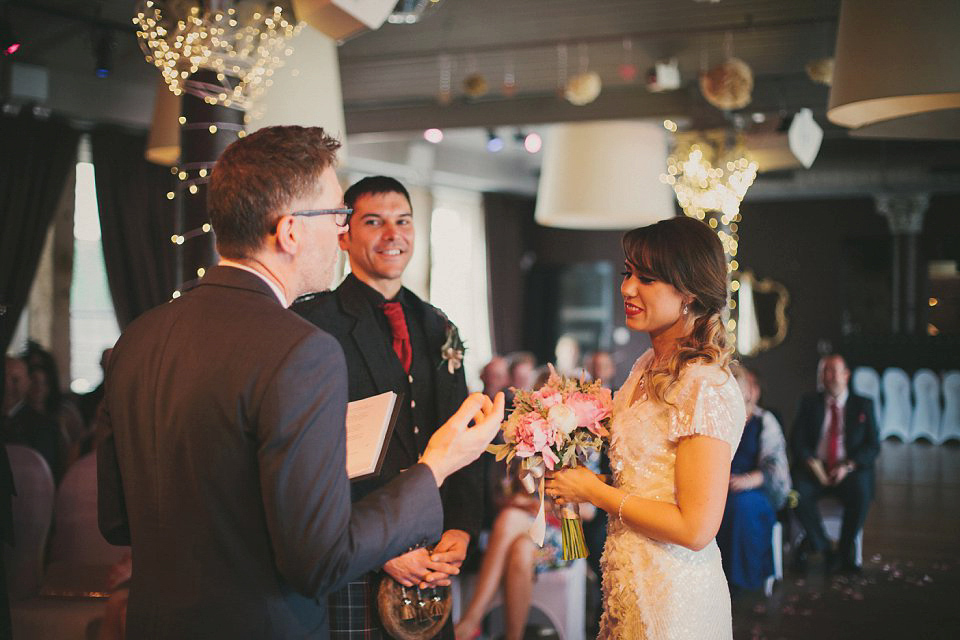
[548,404,578,435]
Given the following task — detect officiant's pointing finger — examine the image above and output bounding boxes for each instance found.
[420,391,505,487]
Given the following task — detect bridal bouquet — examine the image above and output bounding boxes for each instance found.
[487,366,612,560]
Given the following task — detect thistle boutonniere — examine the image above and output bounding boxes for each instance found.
[439,322,466,375]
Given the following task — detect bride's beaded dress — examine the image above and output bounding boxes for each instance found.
[599,349,746,639]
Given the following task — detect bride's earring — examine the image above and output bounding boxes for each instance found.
[682,304,689,316]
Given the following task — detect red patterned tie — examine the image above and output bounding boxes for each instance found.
[826,399,842,471]
[382,301,412,373]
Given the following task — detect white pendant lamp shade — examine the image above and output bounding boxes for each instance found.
[534,120,675,230]
[849,109,960,140]
[292,0,395,41]
[246,26,347,156]
[145,77,182,166]
[827,0,960,130]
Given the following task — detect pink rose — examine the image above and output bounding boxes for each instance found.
[542,446,561,470]
[513,412,562,468]
[514,414,549,458]
[567,390,612,437]
[531,388,563,409]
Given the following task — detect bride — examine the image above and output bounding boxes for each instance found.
[546,216,745,639]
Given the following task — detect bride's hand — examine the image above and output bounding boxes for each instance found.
[545,466,603,505]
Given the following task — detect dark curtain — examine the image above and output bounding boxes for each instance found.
[91,128,177,329]
[0,114,79,352]
[483,192,537,356]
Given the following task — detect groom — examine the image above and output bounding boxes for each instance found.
[97,127,503,639]
[295,176,481,638]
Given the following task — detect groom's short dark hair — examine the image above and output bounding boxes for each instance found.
[209,126,341,259]
[343,176,412,211]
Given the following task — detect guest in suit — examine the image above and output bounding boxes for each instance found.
[97,126,503,639]
[294,176,481,639]
[790,354,879,574]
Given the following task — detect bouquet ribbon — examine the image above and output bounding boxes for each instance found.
[519,463,546,547]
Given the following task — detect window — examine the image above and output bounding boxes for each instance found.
[429,187,492,391]
[69,159,120,392]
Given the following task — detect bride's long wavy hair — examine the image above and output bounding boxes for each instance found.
[622,216,733,405]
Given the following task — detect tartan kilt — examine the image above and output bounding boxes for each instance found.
[328,572,454,640]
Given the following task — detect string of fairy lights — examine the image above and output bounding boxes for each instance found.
[659,124,760,351]
[134,1,300,298]
[133,1,301,109]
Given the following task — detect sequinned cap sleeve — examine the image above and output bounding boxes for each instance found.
[666,364,746,451]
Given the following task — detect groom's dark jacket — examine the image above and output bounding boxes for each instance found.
[98,267,444,639]
[294,274,481,537]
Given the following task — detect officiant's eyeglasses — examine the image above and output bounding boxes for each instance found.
[289,208,354,227]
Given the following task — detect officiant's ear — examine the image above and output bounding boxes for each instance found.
[272,214,300,255]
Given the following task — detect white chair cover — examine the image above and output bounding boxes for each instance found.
[852,366,883,426]
[910,369,941,443]
[880,368,911,441]
[3,445,55,600]
[940,371,960,444]
[764,521,784,597]
[47,452,129,567]
[454,559,586,640]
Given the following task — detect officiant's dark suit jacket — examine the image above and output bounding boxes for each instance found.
[295,274,481,537]
[97,266,444,639]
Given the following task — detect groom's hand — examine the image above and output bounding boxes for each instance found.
[429,529,470,567]
[382,548,460,588]
[420,392,504,487]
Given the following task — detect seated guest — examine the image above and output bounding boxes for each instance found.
[583,350,616,388]
[717,365,791,592]
[75,347,112,430]
[480,356,510,397]
[507,352,536,392]
[790,354,879,574]
[2,357,63,482]
[454,482,581,640]
[24,341,85,455]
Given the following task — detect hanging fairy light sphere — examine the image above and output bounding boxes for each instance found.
[133,0,301,108]
[660,130,758,262]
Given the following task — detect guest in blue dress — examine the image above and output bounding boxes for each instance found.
[718,365,791,592]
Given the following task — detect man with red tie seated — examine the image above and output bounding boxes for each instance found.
[790,354,880,574]
[294,176,480,639]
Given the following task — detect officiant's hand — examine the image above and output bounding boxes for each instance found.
[420,392,505,487]
[545,466,603,506]
[383,547,460,588]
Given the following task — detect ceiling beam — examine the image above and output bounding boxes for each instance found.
[345,73,832,134]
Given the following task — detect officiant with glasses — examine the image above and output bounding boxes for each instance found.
[295,176,481,639]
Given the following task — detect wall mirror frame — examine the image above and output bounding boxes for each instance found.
[732,270,790,357]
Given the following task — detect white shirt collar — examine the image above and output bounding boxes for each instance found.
[218,260,289,307]
[826,389,849,408]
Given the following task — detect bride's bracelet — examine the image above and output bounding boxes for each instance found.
[618,493,637,524]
